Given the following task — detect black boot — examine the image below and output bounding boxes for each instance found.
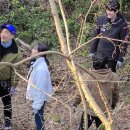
[4,118,12,130]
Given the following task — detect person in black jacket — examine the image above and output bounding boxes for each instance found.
[89,0,129,72]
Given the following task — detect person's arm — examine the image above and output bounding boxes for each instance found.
[118,23,129,62]
[90,17,101,53]
[112,76,120,109]
[0,54,16,70]
[0,50,22,86]
[10,50,23,86]
[32,70,52,110]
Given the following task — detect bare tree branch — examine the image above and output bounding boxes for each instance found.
[15,38,31,50]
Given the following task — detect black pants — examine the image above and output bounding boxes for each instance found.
[0,83,12,119]
[107,60,117,73]
[78,112,102,130]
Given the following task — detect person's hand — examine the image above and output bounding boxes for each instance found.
[88,53,95,59]
[89,53,95,59]
[116,61,123,69]
[9,87,16,96]
[32,108,38,115]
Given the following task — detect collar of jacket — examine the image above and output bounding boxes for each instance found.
[106,12,126,26]
[32,57,46,68]
[1,40,12,48]
[0,39,18,54]
[89,68,114,83]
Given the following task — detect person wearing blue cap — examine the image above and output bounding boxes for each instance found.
[0,23,22,130]
[89,0,129,72]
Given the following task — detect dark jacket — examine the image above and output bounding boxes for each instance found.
[90,13,129,62]
[0,39,23,87]
[73,69,120,116]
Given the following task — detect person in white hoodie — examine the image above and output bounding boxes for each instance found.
[26,43,53,130]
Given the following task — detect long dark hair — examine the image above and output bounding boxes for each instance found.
[35,43,50,66]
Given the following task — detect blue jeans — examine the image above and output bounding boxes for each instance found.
[34,102,46,130]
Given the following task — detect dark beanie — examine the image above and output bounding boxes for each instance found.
[106,0,120,10]
[92,54,108,70]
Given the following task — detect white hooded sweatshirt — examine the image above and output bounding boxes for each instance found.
[26,57,53,110]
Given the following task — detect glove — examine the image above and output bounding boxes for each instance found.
[116,61,123,69]
[9,87,16,95]
[89,53,95,58]
[32,108,38,115]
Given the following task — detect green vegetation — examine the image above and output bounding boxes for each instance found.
[0,0,129,48]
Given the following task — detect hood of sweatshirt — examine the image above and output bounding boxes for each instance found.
[90,68,114,83]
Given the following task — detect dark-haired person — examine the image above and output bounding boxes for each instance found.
[26,43,53,130]
[73,56,120,129]
[89,0,129,72]
[0,23,22,130]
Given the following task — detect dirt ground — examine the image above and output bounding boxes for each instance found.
[0,56,130,130]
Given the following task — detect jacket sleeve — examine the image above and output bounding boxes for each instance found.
[90,17,101,53]
[32,70,52,110]
[118,23,129,62]
[11,50,23,87]
[112,76,120,109]
[0,49,22,86]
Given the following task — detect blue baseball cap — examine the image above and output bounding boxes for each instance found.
[1,24,16,35]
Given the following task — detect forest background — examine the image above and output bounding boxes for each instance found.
[0,0,129,48]
[0,0,130,130]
